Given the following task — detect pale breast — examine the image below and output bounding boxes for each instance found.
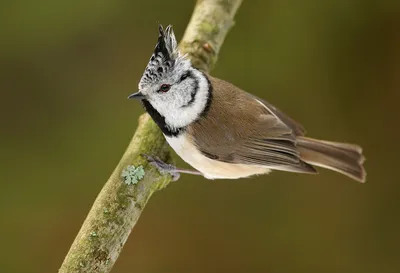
[164,134,270,179]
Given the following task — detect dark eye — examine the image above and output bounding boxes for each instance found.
[159,84,171,93]
[180,72,189,82]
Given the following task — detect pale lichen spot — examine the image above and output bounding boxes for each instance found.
[121,165,145,185]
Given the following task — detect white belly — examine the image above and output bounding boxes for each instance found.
[164,134,270,179]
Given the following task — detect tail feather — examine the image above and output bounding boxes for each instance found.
[297,136,366,183]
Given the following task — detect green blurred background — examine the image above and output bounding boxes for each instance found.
[1,0,399,272]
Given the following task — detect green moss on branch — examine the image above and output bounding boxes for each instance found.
[180,0,243,71]
[59,115,171,273]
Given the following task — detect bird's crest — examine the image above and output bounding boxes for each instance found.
[139,25,189,89]
[154,24,179,61]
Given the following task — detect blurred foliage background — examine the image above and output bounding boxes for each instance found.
[1,0,399,272]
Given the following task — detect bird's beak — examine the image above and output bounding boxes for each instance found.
[127,91,145,100]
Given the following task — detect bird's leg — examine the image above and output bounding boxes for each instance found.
[142,154,203,181]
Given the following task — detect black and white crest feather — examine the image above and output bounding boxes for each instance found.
[139,25,187,89]
[154,25,178,61]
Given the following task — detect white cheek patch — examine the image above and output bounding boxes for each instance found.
[150,68,210,129]
[165,69,209,128]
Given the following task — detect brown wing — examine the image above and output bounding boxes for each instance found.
[248,95,306,136]
[186,75,316,173]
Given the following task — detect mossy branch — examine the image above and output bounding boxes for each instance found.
[58,0,243,272]
[181,0,243,71]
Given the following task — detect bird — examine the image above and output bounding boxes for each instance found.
[128,25,366,183]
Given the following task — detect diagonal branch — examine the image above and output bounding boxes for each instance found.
[59,0,243,272]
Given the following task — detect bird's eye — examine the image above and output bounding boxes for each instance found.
[159,84,171,93]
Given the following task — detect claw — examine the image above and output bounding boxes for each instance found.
[170,172,180,182]
[141,153,154,161]
[142,153,180,181]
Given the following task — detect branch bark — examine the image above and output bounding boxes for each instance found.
[59,0,243,272]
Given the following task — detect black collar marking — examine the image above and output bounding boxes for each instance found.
[199,72,213,118]
[181,71,198,108]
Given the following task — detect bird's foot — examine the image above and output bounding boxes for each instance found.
[142,154,181,181]
[142,154,203,181]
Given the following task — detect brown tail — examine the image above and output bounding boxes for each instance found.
[297,136,366,183]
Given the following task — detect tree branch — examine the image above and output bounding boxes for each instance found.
[59,0,243,272]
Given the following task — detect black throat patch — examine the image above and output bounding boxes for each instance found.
[141,99,184,137]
